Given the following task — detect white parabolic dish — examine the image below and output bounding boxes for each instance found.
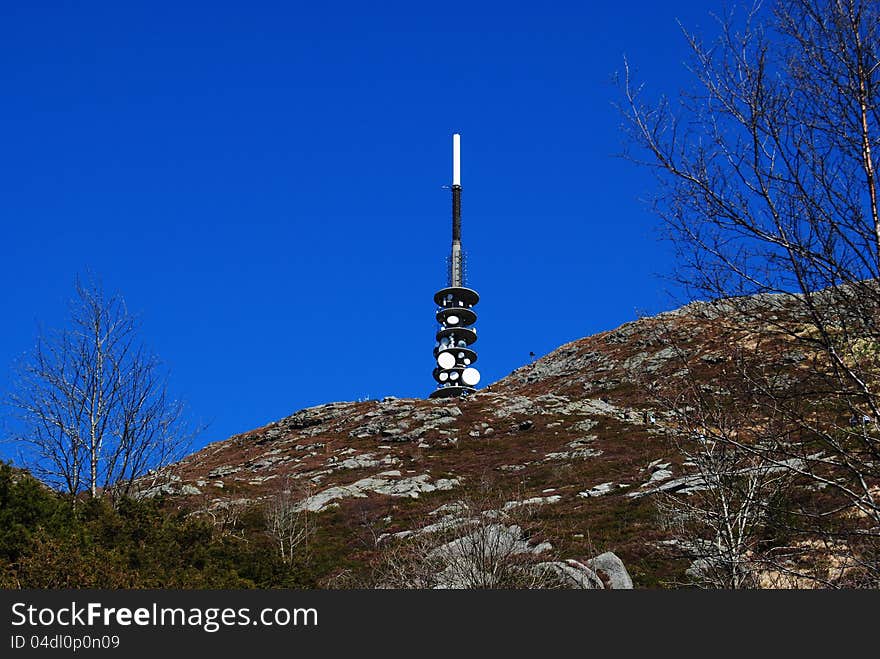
[461,367,480,386]
[437,352,456,369]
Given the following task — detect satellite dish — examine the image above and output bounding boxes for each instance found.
[464,358,471,365]
[446,315,460,325]
[449,371,459,381]
[439,372,449,382]
[457,352,464,359]
[437,352,456,369]
[461,367,480,386]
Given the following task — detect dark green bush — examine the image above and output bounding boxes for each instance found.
[0,463,321,588]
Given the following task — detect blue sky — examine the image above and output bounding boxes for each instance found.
[0,1,718,450]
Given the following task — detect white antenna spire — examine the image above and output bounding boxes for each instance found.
[453,133,461,186]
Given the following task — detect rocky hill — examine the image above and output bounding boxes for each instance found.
[143,296,816,587]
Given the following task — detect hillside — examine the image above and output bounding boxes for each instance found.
[136,295,815,588]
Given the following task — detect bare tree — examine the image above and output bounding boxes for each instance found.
[265,477,313,563]
[623,0,880,585]
[655,379,796,588]
[7,277,196,499]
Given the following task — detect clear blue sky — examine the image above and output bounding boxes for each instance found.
[0,1,717,450]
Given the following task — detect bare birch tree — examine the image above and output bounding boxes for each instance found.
[7,277,196,499]
[655,374,795,588]
[265,477,312,563]
[623,0,880,584]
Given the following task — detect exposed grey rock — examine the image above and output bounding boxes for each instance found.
[136,482,202,499]
[336,453,399,470]
[209,497,257,510]
[571,419,599,433]
[382,516,475,544]
[249,455,289,470]
[281,403,343,432]
[207,465,241,478]
[295,471,460,512]
[686,558,711,581]
[431,523,530,559]
[506,343,615,385]
[489,395,538,418]
[622,346,678,374]
[628,457,808,498]
[247,475,278,485]
[587,551,634,589]
[557,398,619,418]
[430,524,555,588]
[579,482,616,497]
[534,560,605,589]
[293,441,325,452]
[503,495,562,510]
[544,448,603,461]
[430,502,469,517]
[647,469,673,483]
